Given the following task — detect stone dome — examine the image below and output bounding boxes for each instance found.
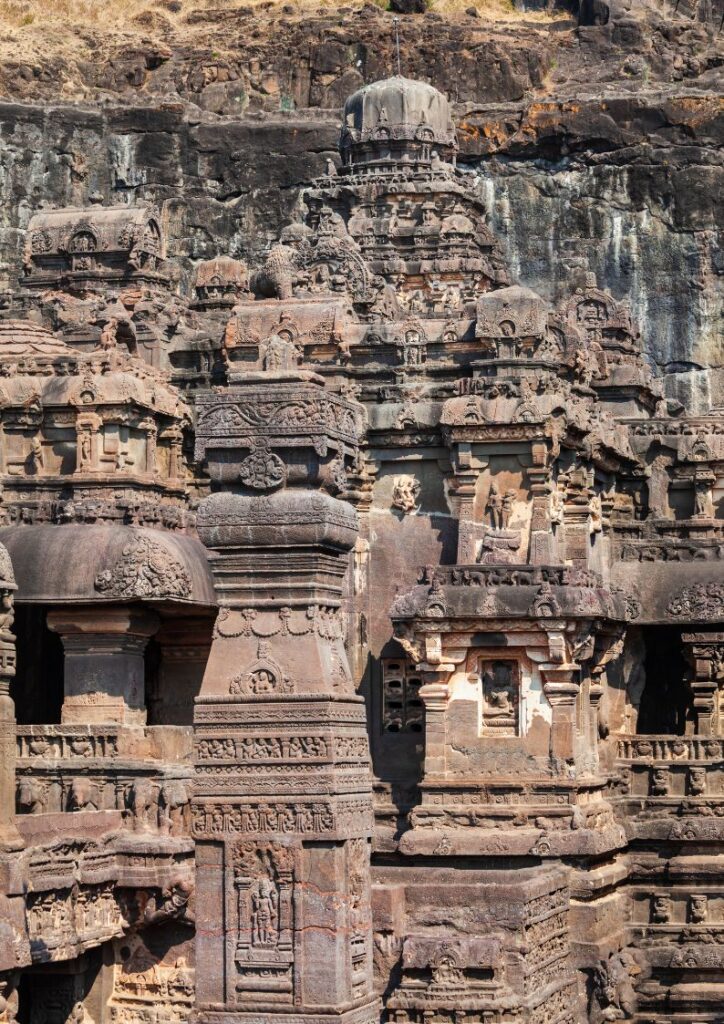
[340,76,457,167]
[0,319,70,356]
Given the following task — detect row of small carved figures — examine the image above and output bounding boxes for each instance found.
[619,543,724,562]
[0,353,163,381]
[17,731,119,759]
[1,499,193,529]
[420,565,603,588]
[639,892,718,927]
[618,763,719,798]
[616,736,722,761]
[15,773,191,831]
[27,883,124,943]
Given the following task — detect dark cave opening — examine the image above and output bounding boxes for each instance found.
[11,605,64,726]
[636,625,692,735]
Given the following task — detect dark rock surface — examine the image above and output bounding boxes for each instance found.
[0,0,721,408]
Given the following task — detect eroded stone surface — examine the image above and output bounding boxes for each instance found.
[0,29,720,1024]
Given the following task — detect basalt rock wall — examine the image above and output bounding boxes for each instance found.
[0,90,720,410]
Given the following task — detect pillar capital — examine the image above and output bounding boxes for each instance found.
[48,604,160,724]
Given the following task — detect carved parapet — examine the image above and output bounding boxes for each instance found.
[22,204,167,290]
[17,724,120,761]
[390,564,625,627]
[613,732,724,840]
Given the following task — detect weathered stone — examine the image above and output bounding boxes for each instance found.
[0,35,719,1024]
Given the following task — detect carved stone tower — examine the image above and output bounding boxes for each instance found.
[192,356,378,1024]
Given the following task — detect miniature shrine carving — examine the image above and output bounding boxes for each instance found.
[0,70,719,1024]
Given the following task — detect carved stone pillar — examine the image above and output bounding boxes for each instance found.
[446,444,484,564]
[0,544,22,851]
[417,668,453,777]
[539,665,580,762]
[152,616,213,725]
[682,632,723,736]
[527,441,553,564]
[47,606,159,725]
[192,371,378,1024]
[140,416,157,475]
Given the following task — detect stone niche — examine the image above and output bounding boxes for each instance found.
[446,646,552,770]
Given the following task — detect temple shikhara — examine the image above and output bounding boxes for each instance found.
[0,74,721,1024]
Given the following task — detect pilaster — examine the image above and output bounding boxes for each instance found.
[192,369,379,1024]
[47,606,159,725]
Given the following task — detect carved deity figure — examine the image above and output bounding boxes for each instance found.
[481,660,518,734]
[391,475,420,514]
[250,668,276,694]
[79,434,93,469]
[689,893,708,923]
[98,318,118,351]
[692,477,714,519]
[29,436,44,473]
[549,482,565,526]
[486,482,503,530]
[261,332,299,372]
[688,766,706,796]
[646,455,671,519]
[590,949,639,1024]
[144,879,194,925]
[651,768,669,796]
[501,489,516,528]
[431,953,463,989]
[651,894,672,924]
[251,878,279,946]
[573,348,594,387]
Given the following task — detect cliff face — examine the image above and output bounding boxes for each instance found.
[0,0,721,409]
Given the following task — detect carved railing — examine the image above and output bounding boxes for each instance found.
[614,735,723,813]
[17,725,120,760]
[15,725,193,827]
[617,735,722,762]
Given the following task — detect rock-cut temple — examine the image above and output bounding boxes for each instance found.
[0,74,721,1024]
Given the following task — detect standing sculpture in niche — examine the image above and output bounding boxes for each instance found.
[501,489,516,528]
[28,437,44,473]
[260,331,299,372]
[646,455,671,519]
[251,878,279,946]
[486,482,503,530]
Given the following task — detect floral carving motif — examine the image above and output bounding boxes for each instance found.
[667,582,724,619]
[94,533,191,599]
[238,448,287,490]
